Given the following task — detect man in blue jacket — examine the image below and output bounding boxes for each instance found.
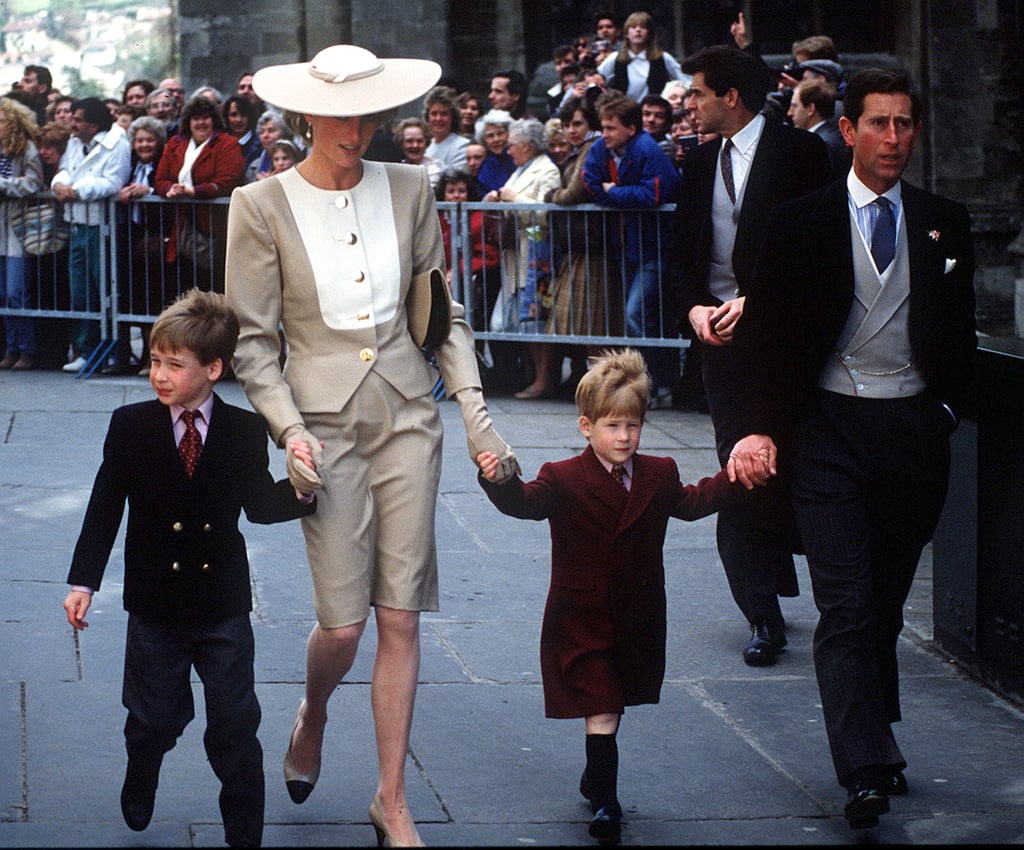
[582,92,681,407]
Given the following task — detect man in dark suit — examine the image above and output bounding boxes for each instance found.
[727,69,977,829]
[671,45,832,666]
[788,77,851,178]
[64,290,316,846]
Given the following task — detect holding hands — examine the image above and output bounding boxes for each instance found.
[477,451,501,481]
[727,434,777,490]
[281,423,325,493]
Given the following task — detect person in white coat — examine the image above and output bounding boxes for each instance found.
[51,96,130,370]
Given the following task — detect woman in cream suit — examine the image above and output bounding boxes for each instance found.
[225,46,518,847]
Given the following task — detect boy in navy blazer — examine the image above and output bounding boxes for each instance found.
[477,349,766,845]
[63,289,316,847]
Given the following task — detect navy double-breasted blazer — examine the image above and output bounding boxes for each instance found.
[68,394,315,624]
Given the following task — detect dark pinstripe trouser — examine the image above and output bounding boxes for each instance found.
[792,389,951,785]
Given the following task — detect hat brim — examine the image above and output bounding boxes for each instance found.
[253,57,441,117]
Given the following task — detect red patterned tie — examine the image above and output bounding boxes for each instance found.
[179,410,203,479]
[611,465,627,491]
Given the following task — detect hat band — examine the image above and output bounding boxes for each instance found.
[309,61,385,85]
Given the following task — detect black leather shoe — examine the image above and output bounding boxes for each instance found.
[120,758,160,831]
[844,769,889,829]
[743,622,778,666]
[588,805,622,845]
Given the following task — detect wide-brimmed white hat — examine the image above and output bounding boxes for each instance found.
[252,45,441,117]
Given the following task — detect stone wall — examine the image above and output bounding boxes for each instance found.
[177,0,1022,336]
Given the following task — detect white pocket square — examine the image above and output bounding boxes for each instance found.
[944,258,957,274]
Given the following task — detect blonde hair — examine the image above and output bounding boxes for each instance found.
[618,11,662,63]
[0,98,39,158]
[575,348,651,423]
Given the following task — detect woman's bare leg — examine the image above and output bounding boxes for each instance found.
[370,606,422,845]
[289,620,366,774]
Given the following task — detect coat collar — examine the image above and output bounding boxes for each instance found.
[580,444,656,533]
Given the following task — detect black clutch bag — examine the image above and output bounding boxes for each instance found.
[408,267,452,349]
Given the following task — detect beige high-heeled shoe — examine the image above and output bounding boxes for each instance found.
[282,701,321,804]
[368,796,425,847]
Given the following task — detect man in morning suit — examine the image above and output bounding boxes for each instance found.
[726,69,977,829]
[670,45,832,665]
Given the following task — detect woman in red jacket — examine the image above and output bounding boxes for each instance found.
[155,95,245,292]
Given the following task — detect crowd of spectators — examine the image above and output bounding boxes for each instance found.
[0,9,850,408]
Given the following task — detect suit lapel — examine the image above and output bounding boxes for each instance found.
[581,445,627,516]
[737,121,776,234]
[900,182,942,287]
[193,393,232,480]
[617,454,656,534]
[823,180,857,307]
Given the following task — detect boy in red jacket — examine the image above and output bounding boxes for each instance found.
[478,348,768,844]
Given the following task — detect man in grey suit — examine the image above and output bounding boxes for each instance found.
[671,45,832,666]
[728,69,977,830]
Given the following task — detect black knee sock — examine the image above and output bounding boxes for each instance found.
[585,733,619,812]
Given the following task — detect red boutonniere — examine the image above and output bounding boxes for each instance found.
[928,230,941,242]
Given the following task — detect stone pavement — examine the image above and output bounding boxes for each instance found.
[1,371,1022,847]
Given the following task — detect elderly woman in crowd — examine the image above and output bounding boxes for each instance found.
[225,44,517,846]
[483,117,561,397]
[475,108,514,194]
[424,85,469,171]
[245,110,288,183]
[0,97,44,371]
[155,95,245,290]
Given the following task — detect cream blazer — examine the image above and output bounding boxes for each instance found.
[225,162,481,443]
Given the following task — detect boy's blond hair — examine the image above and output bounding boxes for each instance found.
[149,289,239,368]
[575,348,651,422]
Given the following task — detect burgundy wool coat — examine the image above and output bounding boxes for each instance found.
[480,444,733,718]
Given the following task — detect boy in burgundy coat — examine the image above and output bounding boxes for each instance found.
[478,348,767,844]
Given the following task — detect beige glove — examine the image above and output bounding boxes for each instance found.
[454,387,521,484]
[280,423,325,492]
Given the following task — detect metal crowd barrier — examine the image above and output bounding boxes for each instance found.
[441,200,683,349]
[0,194,683,377]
